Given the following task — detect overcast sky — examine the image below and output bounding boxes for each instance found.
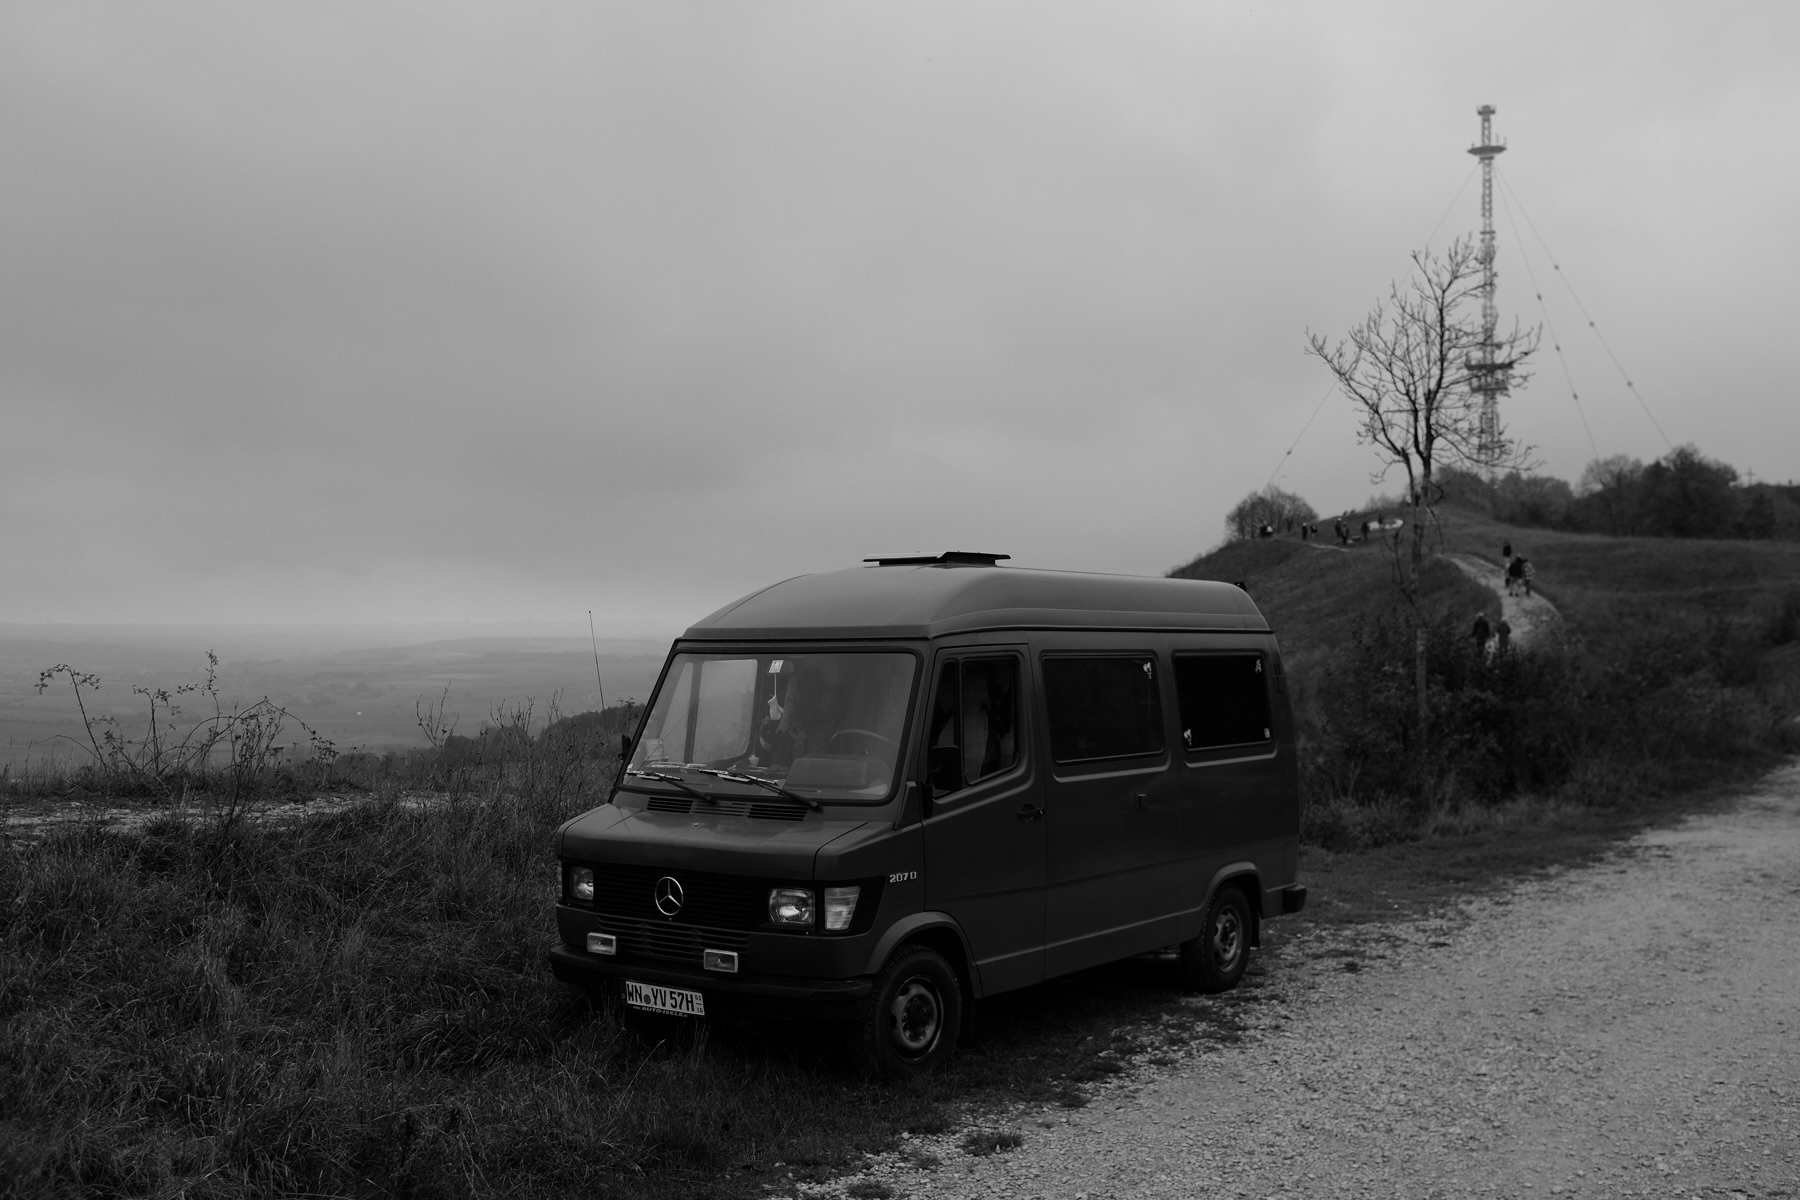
[4,2,1794,628]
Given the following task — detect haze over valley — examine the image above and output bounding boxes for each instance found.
[0,624,671,768]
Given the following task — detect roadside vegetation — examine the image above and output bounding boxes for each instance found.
[1174,503,1800,849]
[6,511,1800,1198]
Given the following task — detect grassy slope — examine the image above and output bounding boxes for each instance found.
[1167,526,1496,681]
[1174,504,1800,666]
[1432,505,1800,657]
[1170,507,1800,889]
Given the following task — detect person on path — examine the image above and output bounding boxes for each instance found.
[1472,614,1492,656]
[1496,618,1512,654]
[1360,520,1370,541]
[1506,555,1524,596]
[1503,539,1513,561]
[1520,556,1535,598]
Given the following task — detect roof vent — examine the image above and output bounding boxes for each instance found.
[862,551,1011,568]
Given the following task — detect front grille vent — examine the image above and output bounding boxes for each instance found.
[593,914,750,968]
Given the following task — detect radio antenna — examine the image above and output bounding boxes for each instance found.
[587,610,607,713]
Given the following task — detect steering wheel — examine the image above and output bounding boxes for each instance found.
[829,728,899,755]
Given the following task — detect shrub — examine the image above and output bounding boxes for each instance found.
[1296,603,1787,842]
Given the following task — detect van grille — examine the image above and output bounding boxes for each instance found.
[642,796,807,822]
[593,914,750,968]
[586,862,772,930]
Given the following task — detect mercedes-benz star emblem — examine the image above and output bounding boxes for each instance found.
[654,876,684,917]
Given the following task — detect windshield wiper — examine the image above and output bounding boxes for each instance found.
[687,767,822,811]
[623,768,714,803]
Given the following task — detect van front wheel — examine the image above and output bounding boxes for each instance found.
[1179,886,1251,993]
[850,945,962,1080]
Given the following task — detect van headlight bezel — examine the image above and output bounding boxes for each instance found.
[569,865,595,902]
[768,887,815,927]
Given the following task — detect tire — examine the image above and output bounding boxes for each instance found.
[1179,885,1252,994]
[849,945,963,1081]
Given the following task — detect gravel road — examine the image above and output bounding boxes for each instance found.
[821,764,1800,1200]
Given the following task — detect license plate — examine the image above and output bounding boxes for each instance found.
[624,980,706,1017]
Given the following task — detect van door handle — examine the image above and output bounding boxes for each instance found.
[1016,804,1045,821]
[1134,792,1148,809]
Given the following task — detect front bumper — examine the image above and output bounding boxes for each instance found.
[547,941,873,1021]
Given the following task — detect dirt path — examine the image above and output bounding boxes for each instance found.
[0,791,440,842]
[1447,551,1562,648]
[826,764,1800,1199]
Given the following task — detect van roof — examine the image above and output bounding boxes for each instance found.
[683,563,1269,641]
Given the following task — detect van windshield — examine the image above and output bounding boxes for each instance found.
[627,651,917,803]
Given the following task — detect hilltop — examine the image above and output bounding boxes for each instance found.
[1171,502,1800,676]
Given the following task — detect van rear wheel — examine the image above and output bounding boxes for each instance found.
[1179,886,1251,993]
[850,945,962,1080]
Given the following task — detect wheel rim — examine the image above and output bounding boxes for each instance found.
[1211,907,1243,972]
[888,977,942,1058]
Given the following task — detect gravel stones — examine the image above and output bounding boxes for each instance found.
[797,764,1800,1200]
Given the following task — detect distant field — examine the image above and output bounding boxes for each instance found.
[0,630,671,768]
[1430,506,1800,657]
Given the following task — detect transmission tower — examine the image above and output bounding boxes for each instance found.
[1467,104,1508,471]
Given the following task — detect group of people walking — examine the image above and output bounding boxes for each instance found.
[1258,517,1323,540]
[1501,539,1535,597]
[1470,612,1512,659]
[1472,539,1537,659]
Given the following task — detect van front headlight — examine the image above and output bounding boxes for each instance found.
[769,887,814,927]
[569,866,595,902]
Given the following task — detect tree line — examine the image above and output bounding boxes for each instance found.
[1437,446,1800,541]
[1223,446,1797,545]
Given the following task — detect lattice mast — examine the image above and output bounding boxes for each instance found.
[1467,104,1507,471]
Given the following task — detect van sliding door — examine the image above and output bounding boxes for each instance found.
[1037,642,1184,977]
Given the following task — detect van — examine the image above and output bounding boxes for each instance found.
[548,552,1305,1078]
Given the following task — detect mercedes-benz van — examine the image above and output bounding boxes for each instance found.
[548,552,1305,1078]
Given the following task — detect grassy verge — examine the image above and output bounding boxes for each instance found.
[6,748,1776,1200]
[0,766,1260,1200]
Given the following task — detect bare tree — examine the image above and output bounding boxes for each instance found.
[1307,237,1538,593]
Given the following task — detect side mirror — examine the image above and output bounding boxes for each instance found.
[618,733,632,761]
[926,744,961,797]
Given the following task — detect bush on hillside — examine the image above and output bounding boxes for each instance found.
[1297,603,1793,847]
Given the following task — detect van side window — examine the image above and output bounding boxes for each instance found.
[1042,656,1164,763]
[927,657,1020,796]
[1173,653,1272,750]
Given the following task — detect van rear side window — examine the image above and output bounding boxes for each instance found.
[1173,653,1272,751]
[1042,656,1163,763]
